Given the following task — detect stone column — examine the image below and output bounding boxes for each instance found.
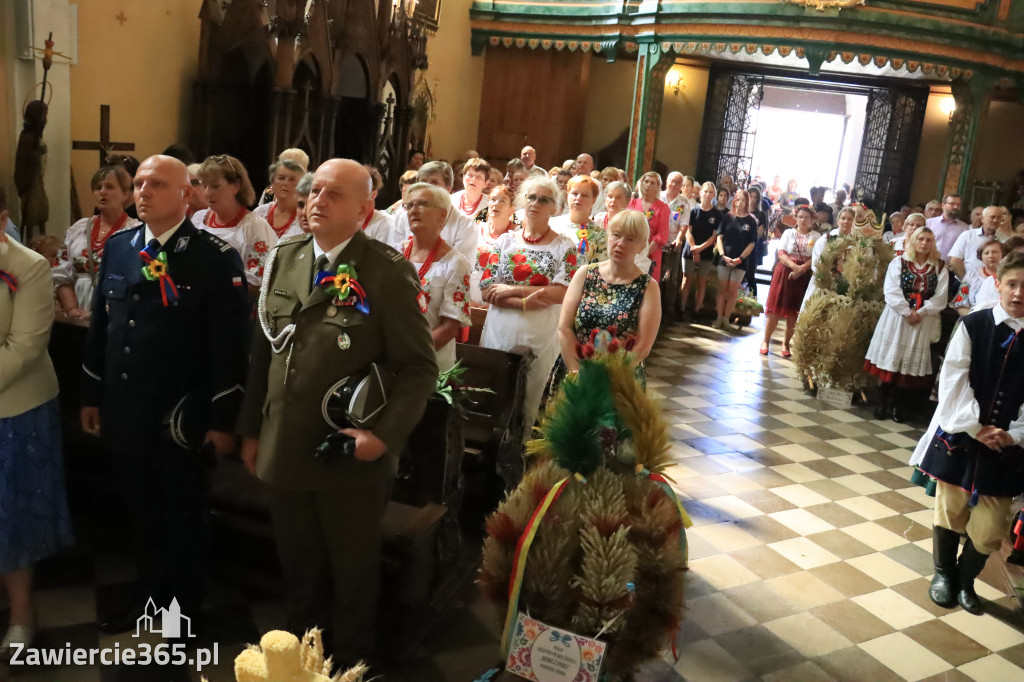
[939,75,995,198]
[625,43,675,182]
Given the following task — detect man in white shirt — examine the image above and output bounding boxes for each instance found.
[916,251,1024,615]
[948,205,1002,279]
[574,153,595,177]
[390,161,477,263]
[926,194,969,261]
[520,146,537,171]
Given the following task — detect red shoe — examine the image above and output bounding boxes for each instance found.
[781,346,792,358]
[759,343,769,356]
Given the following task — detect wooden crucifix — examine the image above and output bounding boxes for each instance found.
[72,105,135,167]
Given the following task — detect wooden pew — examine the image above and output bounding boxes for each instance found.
[456,342,534,505]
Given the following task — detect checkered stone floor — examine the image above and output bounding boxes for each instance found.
[651,316,1024,682]
[3,316,1023,681]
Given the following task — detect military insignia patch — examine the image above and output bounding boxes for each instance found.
[337,333,351,350]
[175,237,190,252]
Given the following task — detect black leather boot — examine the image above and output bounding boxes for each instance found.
[929,526,960,608]
[874,383,891,420]
[956,538,990,615]
[890,386,906,423]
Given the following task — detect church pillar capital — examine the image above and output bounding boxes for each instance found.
[625,43,674,182]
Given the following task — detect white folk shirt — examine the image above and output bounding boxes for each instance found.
[934,305,1024,444]
[195,210,278,286]
[391,205,478,265]
[253,202,305,240]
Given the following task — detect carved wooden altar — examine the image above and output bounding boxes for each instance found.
[192,0,430,204]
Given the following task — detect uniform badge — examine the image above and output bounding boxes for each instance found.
[337,333,351,350]
[326,306,338,318]
[298,253,306,260]
[175,237,190,252]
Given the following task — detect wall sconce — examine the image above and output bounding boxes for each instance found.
[666,70,684,96]
[939,95,956,123]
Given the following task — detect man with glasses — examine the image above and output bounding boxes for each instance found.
[238,159,436,666]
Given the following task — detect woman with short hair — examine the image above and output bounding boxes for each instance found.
[713,189,758,330]
[480,175,578,446]
[551,175,607,267]
[548,209,660,394]
[762,204,821,356]
[628,171,670,281]
[452,158,492,220]
[195,154,277,292]
[891,212,925,257]
[399,183,472,372]
[387,170,420,214]
[53,166,139,318]
[864,226,948,421]
[253,158,306,239]
[951,239,1004,315]
[473,184,520,303]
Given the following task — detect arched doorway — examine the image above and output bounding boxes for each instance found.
[205,47,272,186]
[334,53,372,162]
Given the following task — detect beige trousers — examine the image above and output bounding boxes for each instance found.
[934,480,1013,555]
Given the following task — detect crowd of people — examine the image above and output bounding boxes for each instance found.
[2,138,1024,667]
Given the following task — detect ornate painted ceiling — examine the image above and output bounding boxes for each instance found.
[470,0,1024,81]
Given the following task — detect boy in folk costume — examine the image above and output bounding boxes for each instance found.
[917,251,1024,614]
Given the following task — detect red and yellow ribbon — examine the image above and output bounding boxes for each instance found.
[500,474,579,657]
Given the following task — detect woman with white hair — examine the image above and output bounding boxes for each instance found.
[253,158,306,239]
[864,226,948,422]
[548,209,660,395]
[398,183,472,372]
[480,175,578,448]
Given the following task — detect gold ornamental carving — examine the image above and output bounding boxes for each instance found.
[786,0,865,10]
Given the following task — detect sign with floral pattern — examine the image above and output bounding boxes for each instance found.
[505,614,605,682]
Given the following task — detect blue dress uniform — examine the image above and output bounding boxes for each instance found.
[82,218,249,619]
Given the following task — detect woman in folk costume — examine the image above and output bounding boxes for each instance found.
[863,226,948,421]
[53,166,139,317]
[913,251,1024,615]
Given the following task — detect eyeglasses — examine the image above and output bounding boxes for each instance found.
[212,154,242,178]
[403,200,434,212]
[525,194,555,206]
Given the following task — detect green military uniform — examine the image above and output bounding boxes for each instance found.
[237,229,437,662]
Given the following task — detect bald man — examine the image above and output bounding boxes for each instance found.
[520,145,536,170]
[948,205,1003,279]
[82,155,250,634]
[575,153,594,176]
[238,159,437,663]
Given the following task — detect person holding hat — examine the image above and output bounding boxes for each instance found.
[238,159,437,665]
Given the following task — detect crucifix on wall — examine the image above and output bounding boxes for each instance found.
[72,105,135,167]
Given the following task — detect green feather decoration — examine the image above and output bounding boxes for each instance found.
[543,361,618,477]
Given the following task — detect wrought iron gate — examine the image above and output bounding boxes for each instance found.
[852,87,928,214]
[696,71,764,187]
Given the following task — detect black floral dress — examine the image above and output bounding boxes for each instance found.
[545,263,652,396]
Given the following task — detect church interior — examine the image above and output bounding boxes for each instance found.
[2,0,1024,680]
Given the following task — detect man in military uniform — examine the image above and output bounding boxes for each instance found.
[80,155,250,632]
[238,159,436,664]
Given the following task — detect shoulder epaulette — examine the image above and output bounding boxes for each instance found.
[108,225,143,242]
[195,229,234,253]
[276,233,313,249]
[365,238,404,264]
